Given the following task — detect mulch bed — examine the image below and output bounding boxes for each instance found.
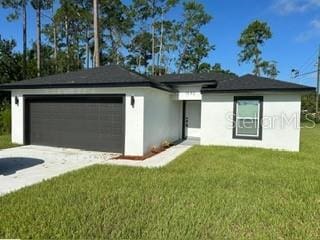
[113,145,172,161]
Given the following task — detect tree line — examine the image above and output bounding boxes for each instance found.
[0,0,279,84]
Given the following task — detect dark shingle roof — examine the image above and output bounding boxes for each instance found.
[154,72,235,84]
[0,65,173,91]
[0,65,314,93]
[201,74,315,93]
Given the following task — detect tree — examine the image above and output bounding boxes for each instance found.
[100,0,133,65]
[261,61,279,79]
[238,20,278,77]
[154,0,178,73]
[197,62,237,76]
[302,93,319,113]
[74,0,93,69]
[197,62,211,73]
[44,0,90,72]
[31,0,53,76]
[0,37,23,83]
[132,0,178,75]
[177,0,212,73]
[154,19,179,73]
[42,4,58,71]
[127,32,153,73]
[1,0,28,78]
[132,0,157,75]
[211,63,237,76]
[93,0,100,67]
[179,33,214,73]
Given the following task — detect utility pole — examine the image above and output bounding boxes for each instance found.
[293,47,320,112]
[93,0,100,67]
[316,46,320,113]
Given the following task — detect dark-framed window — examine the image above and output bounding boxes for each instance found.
[233,96,263,140]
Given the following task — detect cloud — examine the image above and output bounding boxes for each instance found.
[272,0,320,15]
[310,19,320,28]
[296,18,320,42]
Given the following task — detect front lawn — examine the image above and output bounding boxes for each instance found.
[1,126,320,239]
[0,134,17,150]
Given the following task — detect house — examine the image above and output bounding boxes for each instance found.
[0,65,315,155]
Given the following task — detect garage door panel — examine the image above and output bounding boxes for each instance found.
[26,96,124,153]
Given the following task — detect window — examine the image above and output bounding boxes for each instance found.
[233,96,263,140]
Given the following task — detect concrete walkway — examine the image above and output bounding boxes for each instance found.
[105,138,197,168]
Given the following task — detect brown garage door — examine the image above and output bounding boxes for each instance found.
[25,95,125,153]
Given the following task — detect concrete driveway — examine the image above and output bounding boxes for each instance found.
[0,145,118,196]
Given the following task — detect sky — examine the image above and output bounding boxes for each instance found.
[0,0,319,87]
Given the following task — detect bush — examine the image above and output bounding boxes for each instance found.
[302,112,320,124]
[301,93,319,113]
[0,102,11,134]
[161,140,171,148]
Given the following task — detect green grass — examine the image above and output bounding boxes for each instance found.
[1,126,320,239]
[0,134,17,150]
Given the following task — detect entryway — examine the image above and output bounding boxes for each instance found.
[183,100,201,139]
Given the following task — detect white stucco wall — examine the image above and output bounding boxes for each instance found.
[11,87,146,156]
[175,85,202,100]
[11,93,24,145]
[201,92,302,151]
[11,86,303,155]
[143,88,182,153]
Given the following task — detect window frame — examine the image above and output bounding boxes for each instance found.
[233,96,263,140]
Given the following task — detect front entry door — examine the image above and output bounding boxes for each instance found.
[185,101,201,138]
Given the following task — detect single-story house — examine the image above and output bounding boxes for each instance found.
[0,65,315,155]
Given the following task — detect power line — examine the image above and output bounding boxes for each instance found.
[291,46,319,112]
[298,49,318,73]
[303,60,317,74]
[291,50,318,80]
[294,70,317,78]
[296,77,316,85]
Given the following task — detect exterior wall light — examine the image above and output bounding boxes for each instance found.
[131,96,135,108]
[15,96,19,106]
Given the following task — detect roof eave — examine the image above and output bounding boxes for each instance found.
[201,87,316,94]
[0,81,175,93]
[160,80,217,85]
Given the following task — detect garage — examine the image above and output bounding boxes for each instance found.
[24,95,125,153]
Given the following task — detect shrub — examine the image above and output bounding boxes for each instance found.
[161,140,171,148]
[0,102,11,134]
[150,145,159,153]
[301,93,318,113]
[302,112,320,124]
